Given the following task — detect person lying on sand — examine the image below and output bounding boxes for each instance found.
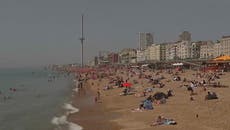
[103,85,113,90]
[167,89,173,97]
[131,108,143,112]
[132,99,153,112]
[134,91,146,97]
[150,116,177,126]
[154,97,166,105]
[205,91,218,100]
[119,88,135,96]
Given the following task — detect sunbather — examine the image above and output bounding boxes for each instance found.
[205,91,218,100]
[151,116,177,126]
[167,89,173,97]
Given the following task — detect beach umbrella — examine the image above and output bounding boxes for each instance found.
[122,82,132,87]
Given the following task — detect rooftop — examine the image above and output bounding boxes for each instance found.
[222,35,230,39]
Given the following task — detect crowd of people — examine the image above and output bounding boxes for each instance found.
[72,64,227,128]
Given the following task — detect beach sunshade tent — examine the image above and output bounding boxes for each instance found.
[153,92,167,100]
[122,82,132,87]
[213,55,230,61]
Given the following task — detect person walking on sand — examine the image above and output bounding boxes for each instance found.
[97,88,101,100]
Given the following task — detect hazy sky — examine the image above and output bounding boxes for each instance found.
[0,0,230,67]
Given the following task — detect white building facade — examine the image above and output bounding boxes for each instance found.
[199,41,215,59]
[176,41,191,59]
[136,50,146,63]
[220,36,230,56]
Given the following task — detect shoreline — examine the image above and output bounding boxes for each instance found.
[68,79,122,130]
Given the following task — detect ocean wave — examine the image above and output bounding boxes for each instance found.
[51,115,83,130]
[52,78,82,130]
[51,115,68,125]
[63,103,79,114]
[73,88,79,93]
[51,103,82,130]
[68,122,83,130]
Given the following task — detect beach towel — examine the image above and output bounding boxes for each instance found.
[163,119,177,125]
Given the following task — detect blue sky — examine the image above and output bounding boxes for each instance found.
[0,0,230,67]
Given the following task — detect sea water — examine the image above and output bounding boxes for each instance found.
[0,67,81,130]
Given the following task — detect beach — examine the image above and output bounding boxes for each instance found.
[68,67,230,130]
[68,80,122,130]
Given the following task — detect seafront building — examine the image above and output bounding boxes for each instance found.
[88,56,99,66]
[214,41,221,57]
[144,48,150,61]
[137,31,193,62]
[88,59,96,66]
[191,42,201,59]
[98,51,110,65]
[108,53,119,64]
[199,41,215,59]
[219,36,230,56]
[89,32,230,66]
[136,50,146,63]
[165,42,177,60]
[148,44,166,61]
[179,31,191,41]
[139,32,154,50]
[159,43,167,61]
[119,48,137,64]
[176,41,192,59]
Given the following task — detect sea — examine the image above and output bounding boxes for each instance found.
[0,67,82,130]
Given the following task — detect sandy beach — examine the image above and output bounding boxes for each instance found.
[68,67,230,130]
[68,81,122,130]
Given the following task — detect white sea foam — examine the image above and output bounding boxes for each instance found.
[63,103,79,114]
[51,115,68,125]
[52,80,81,130]
[52,103,82,130]
[51,116,83,130]
[73,88,79,93]
[69,122,83,130]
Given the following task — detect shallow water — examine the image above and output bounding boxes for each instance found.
[0,67,73,130]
